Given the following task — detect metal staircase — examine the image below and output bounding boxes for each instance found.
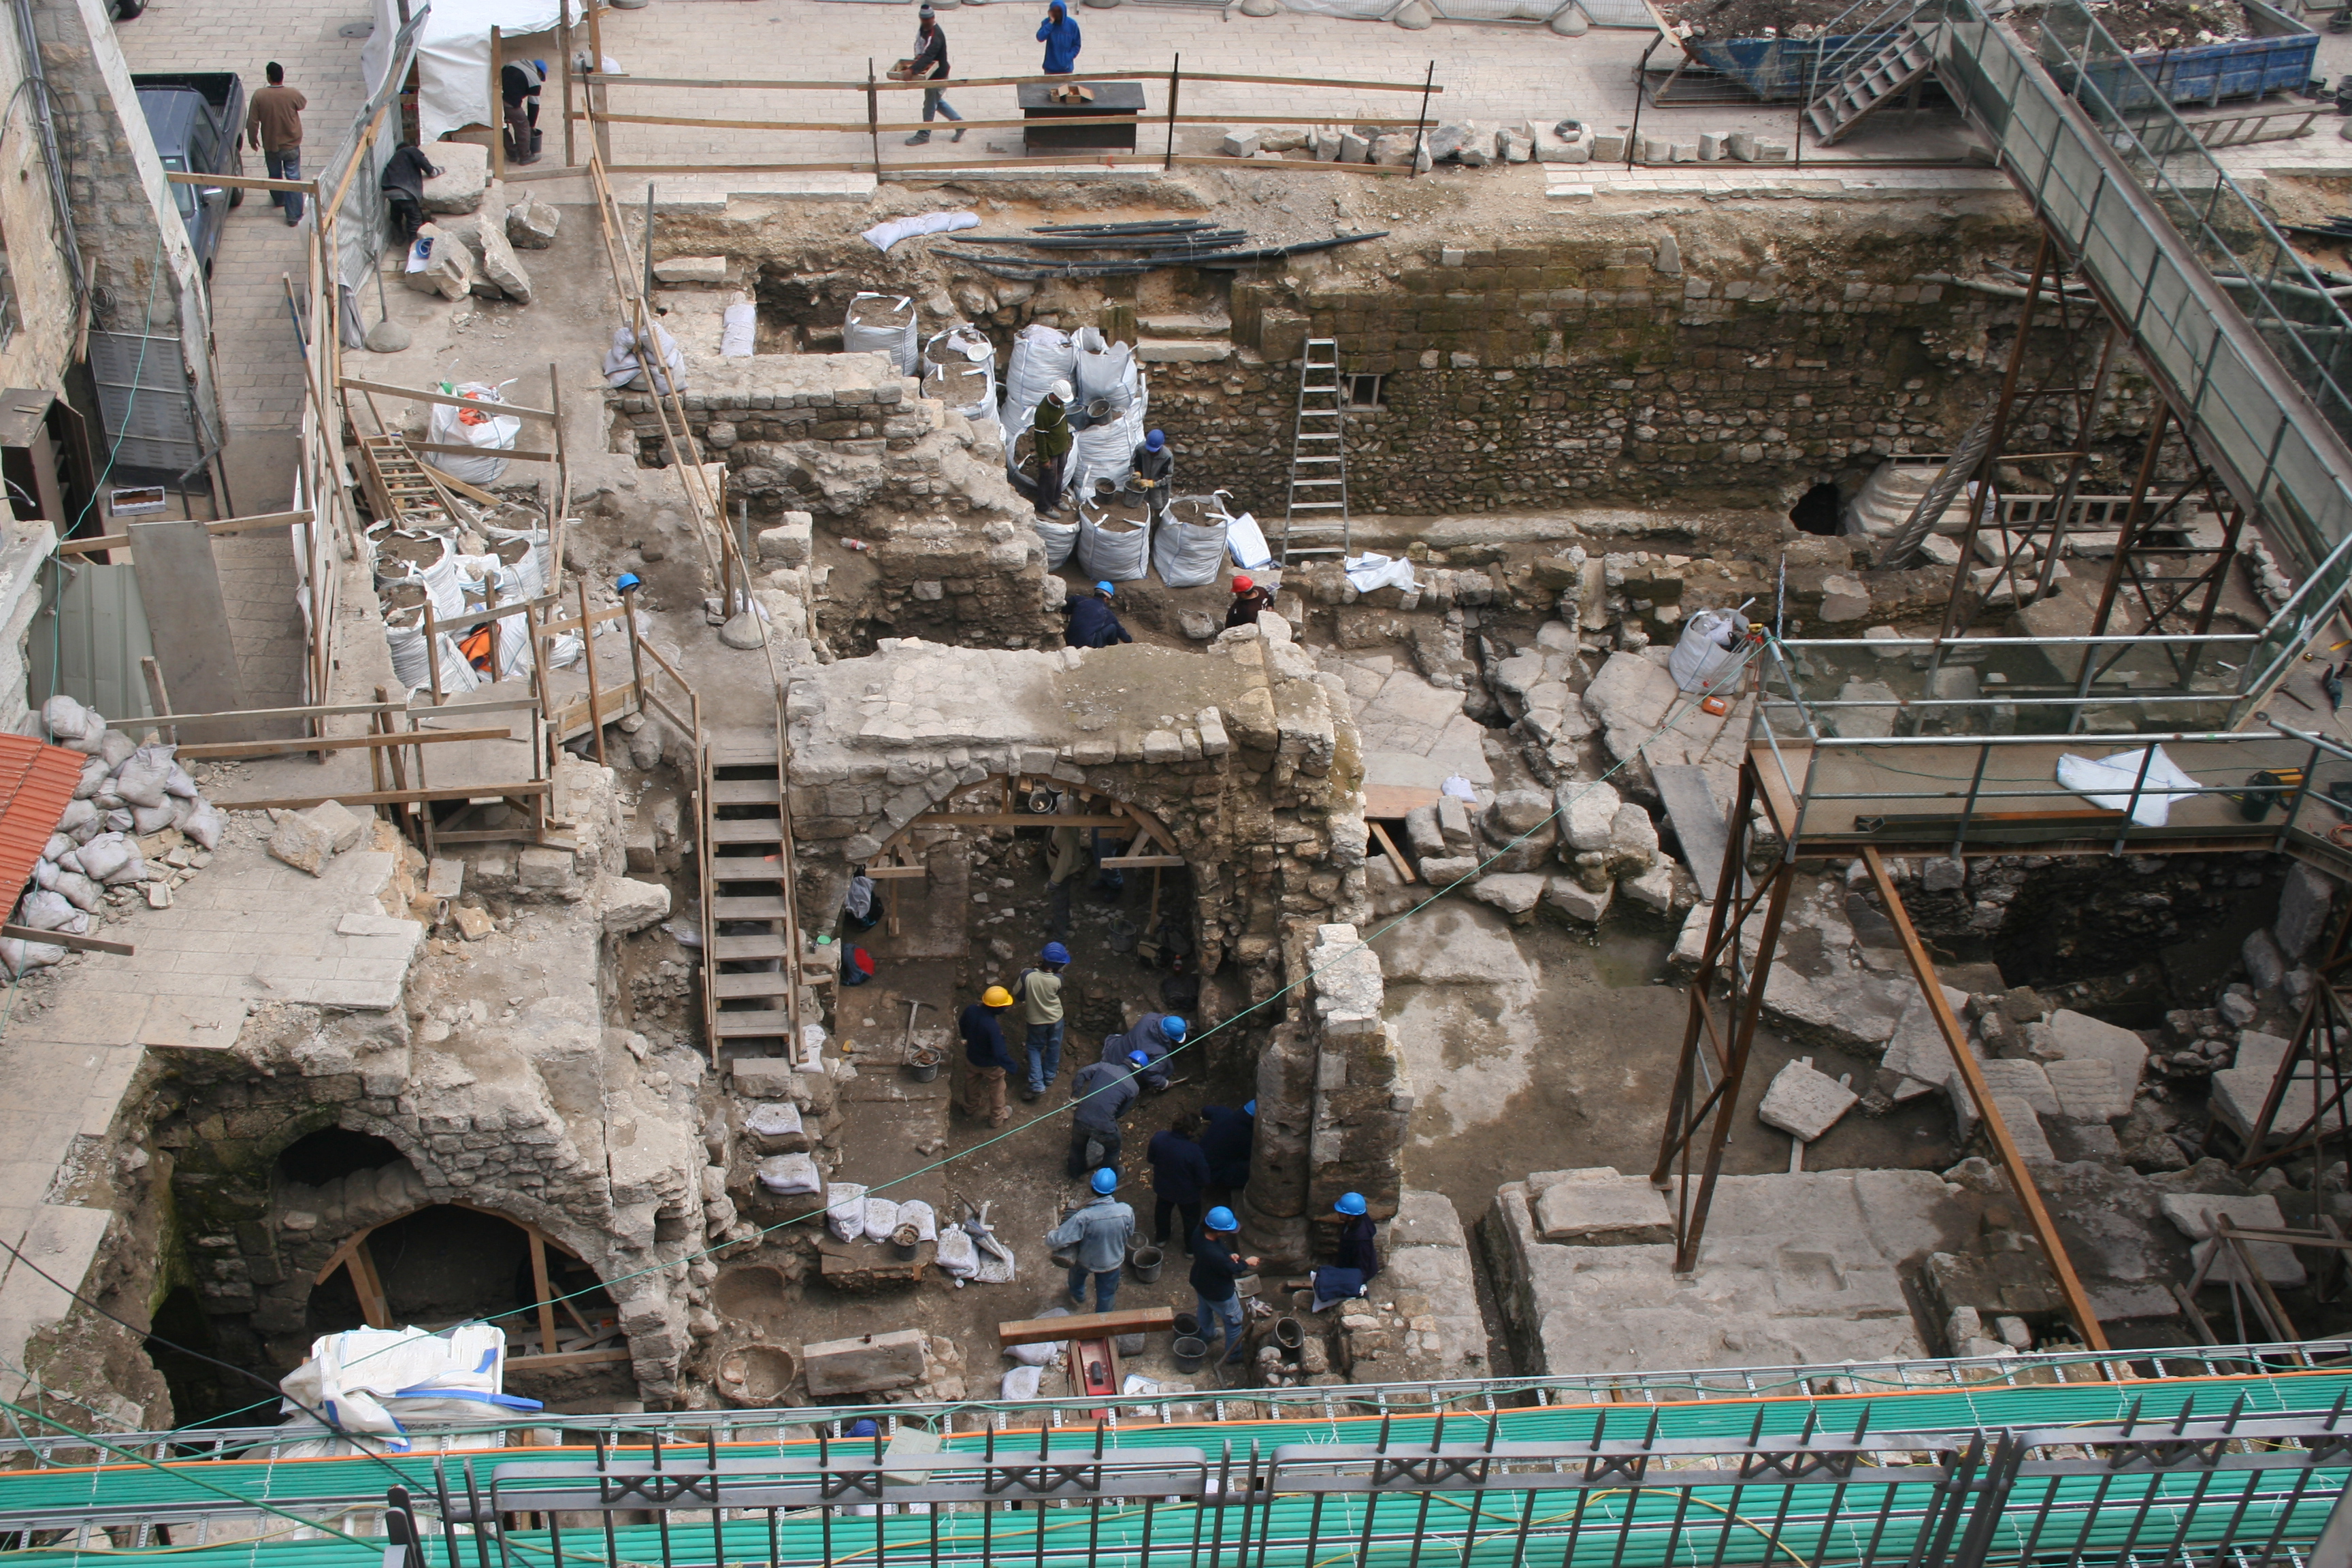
[1804,19,1939,144]
[701,740,802,1059]
[1277,338,1351,563]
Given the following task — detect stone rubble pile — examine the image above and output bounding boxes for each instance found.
[4,696,230,978]
[403,167,538,306]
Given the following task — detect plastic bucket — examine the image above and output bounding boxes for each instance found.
[1173,1311,1199,1337]
[1273,1317,1305,1357]
[907,1049,942,1083]
[1130,1245,1164,1283]
[1171,1335,1207,1373]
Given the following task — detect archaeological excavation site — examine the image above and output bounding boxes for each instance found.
[8,0,2352,1554]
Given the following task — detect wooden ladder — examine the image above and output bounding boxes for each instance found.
[359,431,462,527]
[702,739,804,1060]
[1805,22,1937,146]
[1278,338,1351,563]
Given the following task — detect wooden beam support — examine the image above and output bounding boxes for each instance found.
[0,924,133,957]
[165,170,317,194]
[408,440,557,464]
[997,1305,1174,1346]
[862,864,930,880]
[917,813,1139,829]
[503,1347,632,1369]
[1367,819,1416,884]
[58,508,314,555]
[1099,854,1186,868]
[1860,847,2110,1352]
[209,782,552,812]
[527,1228,559,1357]
[336,376,559,423]
[174,726,516,760]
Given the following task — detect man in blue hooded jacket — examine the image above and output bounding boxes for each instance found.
[1037,0,1081,74]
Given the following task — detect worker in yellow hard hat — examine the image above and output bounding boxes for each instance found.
[959,985,1018,1128]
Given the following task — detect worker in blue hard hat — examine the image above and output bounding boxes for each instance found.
[1100,1011,1184,1094]
[1130,428,1175,525]
[1014,942,1071,1102]
[1063,578,1132,650]
[1066,1051,1141,1179]
[1309,1192,1383,1313]
[1049,1166,1134,1315]
[1191,1206,1258,1369]
[1200,1099,1256,1197]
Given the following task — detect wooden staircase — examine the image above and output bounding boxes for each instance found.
[1804,22,1938,146]
[700,740,805,1060]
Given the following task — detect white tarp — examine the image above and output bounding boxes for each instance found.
[280,1325,539,1450]
[416,0,580,145]
[2055,745,2202,827]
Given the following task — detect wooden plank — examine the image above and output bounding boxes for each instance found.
[165,170,317,193]
[1860,847,2110,1352]
[1360,783,1440,819]
[209,783,551,811]
[863,864,929,880]
[998,1305,1175,1346]
[527,1230,559,1358]
[175,726,516,760]
[918,812,1139,828]
[1652,764,1728,901]
[57,508,316,555]
[503,1346,633,1369]
[408,440,557,464]
[0,924,133,957]
[1100,854,1186,868]
[336,376,558,423]
[1366,820,1415,885]
[416,461,505,508]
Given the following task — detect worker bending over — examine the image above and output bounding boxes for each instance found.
[1100,1011,1183,1093]
[1224,574,1273,631]
[1066,1053,1140,1177]
[1064,580,1132,649]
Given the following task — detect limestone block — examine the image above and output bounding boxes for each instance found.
[1494,128,1531,163]
[1817,573,1872,622]
[453,904,495,941]
[421,142,489,213]
[2042,1009,2146,1096]
[602,876,671,935]
[1531,1170,1671,1244]
[1339,131,1371,163]
[1697,131,1725,161]
[1977,1058,2057,1117]
[1725,131,1758,161]
[506,192,561,248]
[804,1326,930,1394]
[402,225,478,300]
[1752,140,1791,161]
[1486,788,1552,838]
[1757,1059,1857,1141]
[1589,133,1624,161]
[268,813,336,877]
[473,208,534,304]
[1546,875,1610,924]
[1606,802,1659,872]
[1560,780,1620,853]
[1221,129,1262,157]
[2244,928,2287,992]
[1370,132,1418,165]
[306,800,370,854]
[755,512,815,568]
[2160,1193,2304,1286]
[1196,707,1229,755]
[655,256,729,284]
[1143,729,1183,764]
[2043,1056,2131,1122]
[1420,855,1480,886]
[426,857,465,898]
[1437,796,1473,849]
[745,1100,809,1154]
[2277,862,2335,959]
[733,1056,800,1097]
[1426,121,1480,161]
[1470,873,1546,917]
[518,845,576,890]
[1620,862,1676,913]
[1405,805,1444,860]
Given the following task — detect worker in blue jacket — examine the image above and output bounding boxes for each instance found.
[1037,0,1082,74]
[1064,581,1132,649]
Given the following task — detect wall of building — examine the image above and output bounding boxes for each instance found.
[0,6,84,402]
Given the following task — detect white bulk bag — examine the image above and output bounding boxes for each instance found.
[1002,323,1075,421]
[1034,517,1079,570]
[844,293,918,375]
[1152,496,1230,589]
[1669,608,1746,693]
[1071,327,1137,416]
[1075,502,1151,583]
[756,1153,823,1196]
[425,383,523,487]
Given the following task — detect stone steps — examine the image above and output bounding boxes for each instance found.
[1135,338,1234,364]
[1136,312,1232,339]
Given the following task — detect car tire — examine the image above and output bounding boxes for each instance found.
[114,0,143,18]
[228,146,245,208]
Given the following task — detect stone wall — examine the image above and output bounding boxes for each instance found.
[647,197,2167,521]
[606,352,1047,649]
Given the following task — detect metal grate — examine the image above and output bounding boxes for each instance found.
[87,331,203,478]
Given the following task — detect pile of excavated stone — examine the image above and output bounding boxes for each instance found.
[402,147,557,306]
[1384,773,1694,930]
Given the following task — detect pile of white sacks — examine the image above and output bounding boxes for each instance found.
[5,696,226,979]
[370,498,551,698]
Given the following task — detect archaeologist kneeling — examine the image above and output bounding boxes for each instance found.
[1064,580,1132,649]
[1224,574,1273,631]
[1102,1012,1183,1093]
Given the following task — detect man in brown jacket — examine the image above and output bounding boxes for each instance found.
[246,63,306,225]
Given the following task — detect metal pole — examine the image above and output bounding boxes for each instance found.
[490,26,506,182]
[642,184,655,306]
[2089,397,2171,640]
[868,59,882,176]
[1410,60,1434,178]
[1164,55,1180,172]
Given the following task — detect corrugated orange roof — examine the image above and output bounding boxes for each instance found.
[0,733,88,918]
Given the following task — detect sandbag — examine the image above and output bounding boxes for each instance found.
[843,293,918,376]
[41,834,71,862]
[73,758,107,800]
[40,695,91,744]
[18,889,80,931]
[112,750,173,810]
[164,766,200,800]
[182,802,224,851]
[56,800,97,840]
[720,300,757,357]
[1152,495,1230,589]
[74,833,135,883]
[826,1182,869,1241]
[425,383,524,487]
[935,1226,979,1278]
[377,532,468,619]
[1000,1363,1044,1400]
[45,870,101,913]
[755,1153,823,1196]
[862,1196,902,1244]
[0,936,65,979]
[603,323,686,395]
[130,802,176,836]
[921,326,996,421]
[898,1198,937,1241]
[97,731,138,770]
[1075,504,1151,583]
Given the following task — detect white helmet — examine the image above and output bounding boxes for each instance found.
[1049,378,1073,403]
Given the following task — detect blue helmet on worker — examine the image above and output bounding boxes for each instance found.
[1091,1167,1120,1194]
[1158,1015,1186,1043]
[1042,942,1071,965]
[1336,1192,1367,1216]
[1205,1207,1239,1233]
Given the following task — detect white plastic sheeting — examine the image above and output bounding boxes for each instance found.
[1224,504,1273,570]
[845,293,918,375]
[387,609,483,698]
[2055,745,2202,827]
[426,383,523,487]
[861,210,979,252]
[721,301,757,357]
[1668,608,1745,693]
[280,1326,539,1450]
[1344,553,1418,593]
[414,0,578,144]
[1075,505,1151,583]
[1152,495,1231,588]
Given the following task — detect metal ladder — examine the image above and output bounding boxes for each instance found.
[1279,339,1350,563]
[1803,18,1938,145]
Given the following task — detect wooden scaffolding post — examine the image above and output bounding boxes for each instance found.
[491,26,506,181]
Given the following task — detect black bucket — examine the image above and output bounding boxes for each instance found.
[1172,1335,1207,1373]
[1173,1311,1199,1337]
[1130,1245,1164,1283]
[1273,1317,1305,1358]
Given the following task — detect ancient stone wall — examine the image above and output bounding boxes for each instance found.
[606,353,1047,649]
